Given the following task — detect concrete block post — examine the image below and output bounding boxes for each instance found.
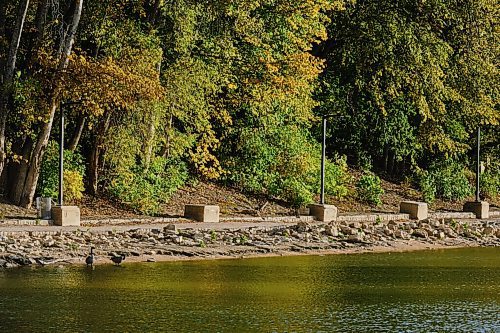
[463,201,489,219]
[184,204,220,223]
[51,206,81,226]
[308,204,337,222]
[400,201,428,220]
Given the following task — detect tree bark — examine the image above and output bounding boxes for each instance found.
[14,0,83,207]
[8,136,32,203]
[0,0,30,181]
[88,144,100,196]
[388,152,395,175]
[0,2,6,68]
[68,115,86,151]
[147,0,161,25]
[143,115,156,170]
[383,145,389,172]
[160,114,173,158]
[25,0,49,67]
[88,111,112,196]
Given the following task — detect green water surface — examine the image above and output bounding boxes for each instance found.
[0,247,499,332]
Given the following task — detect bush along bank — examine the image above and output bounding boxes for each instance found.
[1,218,499,269]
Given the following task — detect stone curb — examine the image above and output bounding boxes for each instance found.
[2,210,492,226]
[337,213,409,223]
[429,212,476,219]
[490,211,500,218]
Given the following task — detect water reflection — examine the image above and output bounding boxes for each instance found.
[0,248,498,332]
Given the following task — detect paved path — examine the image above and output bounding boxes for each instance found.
[1,209,499,236]
[0,221,304,234]
[2,218,500,237]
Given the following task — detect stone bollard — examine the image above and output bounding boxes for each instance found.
[400,201,428,220]
[463,201,489,219]
[308,204,337,222]
[184,204,220,223]
[51,206,80,226]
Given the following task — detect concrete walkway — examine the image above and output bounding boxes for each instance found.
[0,221,306,235]
[1,210,500,237]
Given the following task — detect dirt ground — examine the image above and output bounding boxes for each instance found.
[1,176,498,220]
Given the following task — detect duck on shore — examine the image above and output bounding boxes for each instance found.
[110,254,126,266]
[86,247,95,267]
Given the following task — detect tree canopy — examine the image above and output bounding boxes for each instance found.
[0,0,498,211]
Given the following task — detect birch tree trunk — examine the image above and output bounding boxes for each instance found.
[14,0,84,207]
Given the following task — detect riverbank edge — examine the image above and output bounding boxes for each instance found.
[66,241,493,266]
[1,218,499,269]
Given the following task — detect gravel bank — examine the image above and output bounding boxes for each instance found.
[1,218,499,268]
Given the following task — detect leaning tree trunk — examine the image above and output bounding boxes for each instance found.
[14,0,83,208]
[68,115,86,151]
[0,0,30,180]
[16,104,57,206]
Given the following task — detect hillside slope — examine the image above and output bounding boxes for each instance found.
[2,176,497,220]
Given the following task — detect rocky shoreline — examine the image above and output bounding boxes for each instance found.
[1,218,499,269]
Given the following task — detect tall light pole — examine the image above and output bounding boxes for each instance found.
[320,116,327,204]
[58,103,65,206]
[475,126,481,202]
[58,100,83,206]
[320,115,335,205]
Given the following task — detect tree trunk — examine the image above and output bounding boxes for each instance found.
[147,0,161,25]
[25,0,49,67]
[0,0,30,180]
[388,152,395,175]
[383,145,389,172]
[88,143,100,196]
[160,114,173,158]
[14,0,83,208]
[0,2,6,69]
[7,136,32,202]
[88,111,111,196]
[142,112,156,170]
[68,115,85,151]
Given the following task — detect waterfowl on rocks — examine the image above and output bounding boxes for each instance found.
[86,247,95,267]
[111,254,126,266]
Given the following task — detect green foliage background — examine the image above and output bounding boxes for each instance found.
[1,0,499,212]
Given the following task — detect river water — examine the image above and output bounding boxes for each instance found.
[0,247,498,332]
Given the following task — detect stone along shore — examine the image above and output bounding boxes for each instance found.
[1,218,499,268]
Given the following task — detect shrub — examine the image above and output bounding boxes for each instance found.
[324,155,351,198]
[480,164,500,199]
[417,160,474,203]
[418,170,436,203]
[108,157,188,215]
[278,178,314,208]
[38,141,85,202]
[223,118,350,208]
[63,170,85,201]
[356,172,384,206]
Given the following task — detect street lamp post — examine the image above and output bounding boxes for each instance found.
[475,126,480,202]
[320,116,327,205]
[309,114,338,223]
[58,100,83,206]
[53,101,83,227]
[59,103,65,206]
[463,125,489,219]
